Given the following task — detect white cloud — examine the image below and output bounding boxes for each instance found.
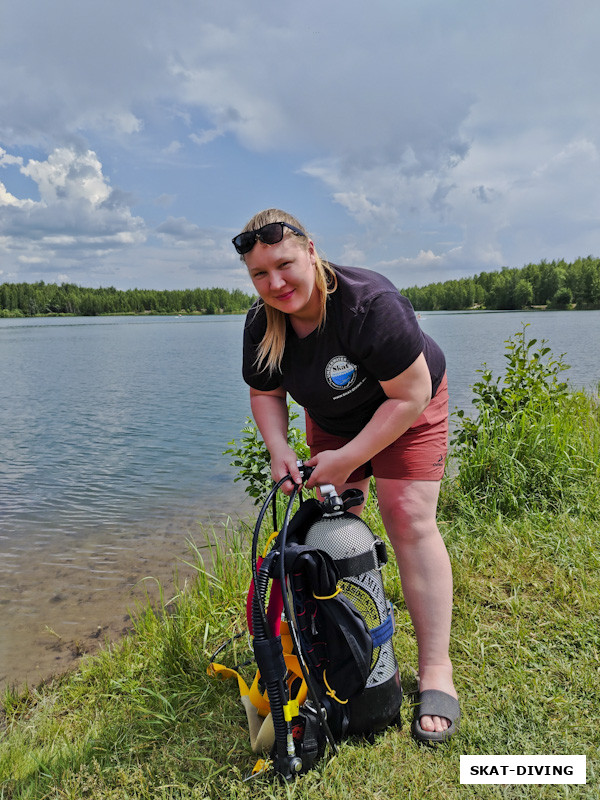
[21,148,111,206]
[444,132,600,269]
[0,146,145,278]
[18,255,45,264]
[189,129,224,147]
[0,148,24,168]
[163,141,183,156]
[0,182,31,209]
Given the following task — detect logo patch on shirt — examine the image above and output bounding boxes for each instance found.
[325,356,358,390]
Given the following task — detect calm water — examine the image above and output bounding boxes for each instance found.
[1,315,252,540]
[1,310,599,688]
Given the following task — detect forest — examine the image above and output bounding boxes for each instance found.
[401,255,600,311]
[1,255,599,317]
[0,283,256,317]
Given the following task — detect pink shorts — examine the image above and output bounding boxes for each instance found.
[305,373,449,482]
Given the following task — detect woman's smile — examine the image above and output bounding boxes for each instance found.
[275,288,295,301]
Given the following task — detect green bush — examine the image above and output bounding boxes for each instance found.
[224,403,309,503]
[550,286,573,309]
[448,325,600,518]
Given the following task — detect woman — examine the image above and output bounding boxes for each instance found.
[234,208,460,744]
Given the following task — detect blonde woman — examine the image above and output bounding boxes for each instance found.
[234,209,460,744]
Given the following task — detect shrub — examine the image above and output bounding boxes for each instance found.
[448,325,600,518]
[550,286,573,309]
[224,403,309,503]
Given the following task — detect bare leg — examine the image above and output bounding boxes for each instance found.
[375,476,457,733]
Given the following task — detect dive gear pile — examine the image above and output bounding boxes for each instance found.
[208,466,402,780]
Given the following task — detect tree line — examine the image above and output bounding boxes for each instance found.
[2,255,599,318]
[0,282,256,317]
[401,256,600,311]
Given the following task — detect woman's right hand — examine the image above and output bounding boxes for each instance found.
[249,387,304,495]
[269,443,303,495]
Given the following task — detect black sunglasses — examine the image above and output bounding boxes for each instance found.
[232,221,306,255]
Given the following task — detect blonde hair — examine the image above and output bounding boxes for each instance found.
[241,209,337,375]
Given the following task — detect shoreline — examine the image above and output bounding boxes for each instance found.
[0,540,199,695]
[2,304,599,322]
[0,506,253,696]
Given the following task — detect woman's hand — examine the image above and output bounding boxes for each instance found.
[270,442,303,495]
[248,387,304,495]
[304,448,355,490]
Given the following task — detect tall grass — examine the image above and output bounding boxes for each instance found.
[1,328,599,798]
[447,326,600,519]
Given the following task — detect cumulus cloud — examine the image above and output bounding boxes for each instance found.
[0,183,31,209]
[0,146,145,278]
[0,149,24,168]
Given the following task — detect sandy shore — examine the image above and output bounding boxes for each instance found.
[0,507,251,695]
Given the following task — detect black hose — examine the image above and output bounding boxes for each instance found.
[251,556,291,765]
[251,475,291,637]
[250,474,300,771]
[276,487,339,755]
[251,553,275,642]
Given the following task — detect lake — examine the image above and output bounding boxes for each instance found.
[1,310,599,690]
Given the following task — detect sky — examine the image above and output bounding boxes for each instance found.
[1,0,599,292]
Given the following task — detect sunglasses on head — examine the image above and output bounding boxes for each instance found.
[232,221,306,255]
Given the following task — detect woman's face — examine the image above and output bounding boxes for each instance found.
[245,235,320,322]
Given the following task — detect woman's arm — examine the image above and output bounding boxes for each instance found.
[250,386,303,492]
[305,353,432,489]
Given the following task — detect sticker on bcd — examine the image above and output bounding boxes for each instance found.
[325,356,358,390]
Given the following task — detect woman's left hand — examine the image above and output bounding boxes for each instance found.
[304,449,355,490]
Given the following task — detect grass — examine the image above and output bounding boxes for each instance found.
[1,505,598,799]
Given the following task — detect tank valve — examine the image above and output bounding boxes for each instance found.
[320,484,344,515]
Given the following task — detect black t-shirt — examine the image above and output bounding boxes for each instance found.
[242,264,446,438]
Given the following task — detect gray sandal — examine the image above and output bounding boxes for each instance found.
[411,689,460,744]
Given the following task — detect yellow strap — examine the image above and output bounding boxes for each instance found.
[313,585,342,600]
[323,669,348,704]
[208,621,308,717]
[207,662,251,697]
[210,654,307,717]
[262,531,279,558]
[247,653,308,715]
[248,667,273,716]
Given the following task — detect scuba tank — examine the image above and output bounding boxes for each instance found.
[302,483,402,735]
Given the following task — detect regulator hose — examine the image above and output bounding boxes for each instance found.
[250,480,302,778]
[251,554,295,773]
[250,475,290,638]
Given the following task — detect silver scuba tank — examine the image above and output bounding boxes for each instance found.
[303,485,402,734]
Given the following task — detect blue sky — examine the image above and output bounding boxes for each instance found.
[1,0,599,292]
